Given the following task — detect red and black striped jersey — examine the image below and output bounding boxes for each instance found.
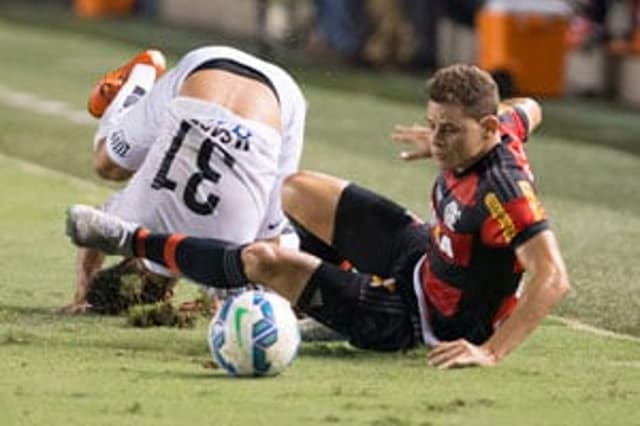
[420,108,548,344]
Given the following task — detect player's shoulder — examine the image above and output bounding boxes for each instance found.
[477,152,547,246]
[498,97,542,142]
[478,147,533,204]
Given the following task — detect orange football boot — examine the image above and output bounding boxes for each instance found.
[87,49,166,118]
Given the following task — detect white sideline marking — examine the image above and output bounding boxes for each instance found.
[0,84,639,345]
[0,152,104,192]
[0,83,94,126]
[551,316,640,343]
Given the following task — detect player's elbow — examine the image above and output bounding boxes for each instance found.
[94,162,130,182]
[557,273,571,300]
[93,155,132,182]
[545,263,571,303]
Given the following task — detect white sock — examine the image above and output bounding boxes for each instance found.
[93,64,157,149]
[279,227,301,250]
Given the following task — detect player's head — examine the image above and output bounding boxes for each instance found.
[425,64,500,171]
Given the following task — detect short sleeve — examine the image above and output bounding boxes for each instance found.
[481,179,548,248]
[498,106,530,142]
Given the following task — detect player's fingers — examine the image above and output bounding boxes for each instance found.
[399,150,428,161]
[436,355,474,370]
[392,124,414,133]
[391,132,417,144]
[428,344,466,367]
[391,125,427,141]
[428,340,463,356]
[390,126,409,137]
[399,151,416,160]
[58,302,90,315]
[429,348,466,368]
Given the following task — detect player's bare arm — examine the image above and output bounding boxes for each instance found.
[60,247,105,314]
[93,139,134,181]
[390,123,433,160]
[428,230,570,369]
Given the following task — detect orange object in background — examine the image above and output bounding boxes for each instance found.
[73,0,135,18]
[633,30,640,53]
[476,1,571,97]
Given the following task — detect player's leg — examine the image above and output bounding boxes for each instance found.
[296,261,419,350]
[244,242,419,350]
[91,50,167,181]
[65,204,418,349]
[88,49,166,118]
[283,170,422,276]
[66,204,316,299]
[130,231,320,304]
[282,170,347,244]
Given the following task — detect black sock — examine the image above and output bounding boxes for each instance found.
[289,219,346,266]
[133,230,248,287]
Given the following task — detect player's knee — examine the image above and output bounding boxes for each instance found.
[282,171,315,213]
[282,170,318,216]
[241,242,281,282]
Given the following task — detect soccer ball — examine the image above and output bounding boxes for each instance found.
[208,289,300,377]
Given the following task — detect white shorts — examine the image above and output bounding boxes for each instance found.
[100,46,305,236]
[104,97,282,275]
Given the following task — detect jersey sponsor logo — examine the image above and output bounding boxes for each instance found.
[484,192,516,243]
[517,181,545,221]
[108,130,131,157]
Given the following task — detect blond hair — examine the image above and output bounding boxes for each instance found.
[427,64,499,119]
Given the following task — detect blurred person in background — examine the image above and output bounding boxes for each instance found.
[361,0,417,67]
[567,0,613,49]
[308,0,367,62]
[404,0,485,69]
[308,0,484,68]
[568,0,640,51]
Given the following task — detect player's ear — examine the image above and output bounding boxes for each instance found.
[480,115,499,137]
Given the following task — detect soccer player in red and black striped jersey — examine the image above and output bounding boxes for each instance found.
[66,64,570,368]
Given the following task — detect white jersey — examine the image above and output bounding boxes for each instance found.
[100,47,306,273]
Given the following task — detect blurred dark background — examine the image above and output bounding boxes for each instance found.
[4,0,640,104]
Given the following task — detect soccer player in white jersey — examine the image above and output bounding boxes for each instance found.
[63,47,307,313]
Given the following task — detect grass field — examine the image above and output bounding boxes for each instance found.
[0,8,639,426]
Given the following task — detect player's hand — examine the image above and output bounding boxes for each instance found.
[390,124,432,161]
[427,339,497,369]
[59,301,92,315]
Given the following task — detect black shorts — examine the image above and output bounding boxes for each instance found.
[296,184,429,351]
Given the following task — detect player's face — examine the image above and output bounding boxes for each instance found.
[425,101,495,172]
